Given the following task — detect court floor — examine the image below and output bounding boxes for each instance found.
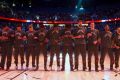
[0,53,120,80]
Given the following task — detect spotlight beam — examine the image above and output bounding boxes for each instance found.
[76,0,82,9]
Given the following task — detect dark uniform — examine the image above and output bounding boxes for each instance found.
[61,26,74,71]
[100,31,114,70]
[87,29,100,71]
[74,27,87,71]
[37,27,48,71]
[0,29,2,68]
[14,30,25,68]
[33,31,40,70]
[0,27,14,70]
[112,32,120,69]
[48,26,61,70]
[26,30,37,68]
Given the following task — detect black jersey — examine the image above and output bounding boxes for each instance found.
[61,29,73,46]
[14,30,26,47]
[74,27,86,45]
[87,29,100,45]
[101,31,112,48]
[48,29,60,45]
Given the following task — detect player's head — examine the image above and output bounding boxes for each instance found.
[53,24,59,30]
[90,22,95,30]
[40,23,45,30]
[104,24,110,31]
[117,27,120,34]
[2,24,9,30]
[65,24,71,30]
[28,24,34,31]
[16,24,22,31]
[78,20,82,28]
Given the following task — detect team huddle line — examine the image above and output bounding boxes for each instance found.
[0,21,120,72]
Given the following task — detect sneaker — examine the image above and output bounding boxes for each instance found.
[6,67,10,71]
[15,66,18,70]
[61,68,65,71]
[83,67,87,71]
[49,66,52,71]
[32,66,36,70]
[0,67,4,70]
[110,67,113,71]
[45,68,48,71]
[35,66,39,70]
[101,67,104,71]
[26,67,28,70]
[89,68,91,71]
[74,68,78,71]
[115,67,119,72]
[71,67,74,71]
[57,66,60,71]
[95,68,99,72]
[21,66,24,70]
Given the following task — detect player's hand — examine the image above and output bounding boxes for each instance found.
[87,33,92,37]
[23,36,27,40]
[115,46,120,49]
[93,41,97,45]
[34,37,38,39]
[81,35,85,38]
[18,36,22,39]
[2,36,8,40]
[11,34,14,37]
[45,38,49,43]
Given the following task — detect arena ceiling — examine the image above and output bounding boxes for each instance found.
[1,0,120,8]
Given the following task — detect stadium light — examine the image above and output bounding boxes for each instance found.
[12,0,16,7]
[21,3,23,7]
[29,0,32,7]
[75,6,78,9]
[79,6,84,10]
[12,3,15,7]
[101,20,107,22]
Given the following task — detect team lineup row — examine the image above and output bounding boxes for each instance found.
[0,21,120,72]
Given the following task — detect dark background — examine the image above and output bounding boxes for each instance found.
[2,0,120,8]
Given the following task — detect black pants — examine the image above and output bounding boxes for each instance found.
[114,49,120,68]
[26,45,35,67]
[39,43,47,69]
[33,44,40,68]
[14,46,25,66]
[88,45,99,69]
[62,45,73,69]
[100,47,114,68]
[49,45,60,67]
[1,44,13,68]
[74,44,86,69]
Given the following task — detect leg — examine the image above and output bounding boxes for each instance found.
[68,46,73,71]
[61,46,67,71]
[26,46,31,67]
[100,47,106,70]
[80,44,87,70]
[88,48,92,71]
[74,45,79,70]
[6,46,13,70]
[19,47,25,66]
[114,49,120,68]
[108,48,114,70]
[14,47,19,66]
[49,46,54,67]
[32,46,36,67]
[42,45,48,71]
[0,47,6,69]
[56,45,60,67]
[94,47,99,71]
[35,46,40,69]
